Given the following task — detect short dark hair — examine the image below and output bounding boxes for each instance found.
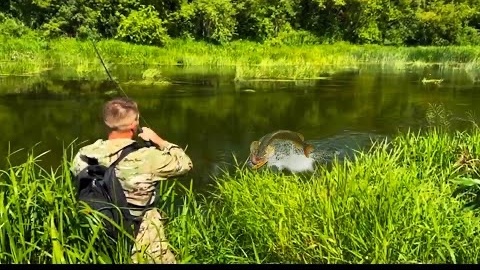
[103,97,139,131]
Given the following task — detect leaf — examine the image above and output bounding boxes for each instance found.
[97,252,112,264]
[451,177,480,187]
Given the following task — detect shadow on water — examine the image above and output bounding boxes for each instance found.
[1,64,480,193]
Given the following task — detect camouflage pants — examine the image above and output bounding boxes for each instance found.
[130,208,176,264]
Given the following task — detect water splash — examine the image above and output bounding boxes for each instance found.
[266,140,316,172]
[268,153,316,172]
[258,131,388,173]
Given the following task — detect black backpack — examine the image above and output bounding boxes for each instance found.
[73,142,145,239]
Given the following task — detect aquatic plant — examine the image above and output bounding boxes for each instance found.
[2,37,480,79]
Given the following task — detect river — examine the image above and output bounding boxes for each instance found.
[0,64,479,191]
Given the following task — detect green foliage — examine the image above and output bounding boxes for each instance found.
[169,0,237,44]
[166,1,196,40]
[265,28,322,46]
[2,0,480,45]
[115,5,170,46]
[234,0,296,41]
[378,4,416,45]
[3,0,139,39]
[415,3,479,45]
[0,13,38,39]
[34,0,100,39]
[193,0,237,44]
[96,0,140,37]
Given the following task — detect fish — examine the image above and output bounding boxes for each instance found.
[249,130,315,169]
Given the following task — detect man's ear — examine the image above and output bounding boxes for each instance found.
[130,124,141,135]
[127,121,137,130]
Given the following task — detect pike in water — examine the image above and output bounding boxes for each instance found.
[249,130,315,169]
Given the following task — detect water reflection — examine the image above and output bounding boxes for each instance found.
[0,65,479,191]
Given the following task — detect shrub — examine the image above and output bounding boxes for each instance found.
[115,5,170,46]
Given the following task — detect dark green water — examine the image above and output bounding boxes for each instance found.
[0,65,479,190]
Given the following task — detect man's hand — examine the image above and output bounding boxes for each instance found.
[138,127,170,149]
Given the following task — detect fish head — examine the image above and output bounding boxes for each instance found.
[249,141,260,155]
[304,143,315,157]
[249,141,262,165]
[250,144,275,169]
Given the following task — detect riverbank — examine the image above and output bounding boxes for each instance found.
[2,126,480,263]
[168,127,480,263]
[2,37,480,80]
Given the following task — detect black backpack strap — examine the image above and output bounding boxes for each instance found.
[102,141,141,201]
[106,142,141,171]
[103,142,153,221]
[111,141,158,208]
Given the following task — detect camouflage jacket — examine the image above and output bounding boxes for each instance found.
[70,138,193,210]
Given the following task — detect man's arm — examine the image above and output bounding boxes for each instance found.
[138,127,193,178]
[70,151,89,177]
[149,144,193,178]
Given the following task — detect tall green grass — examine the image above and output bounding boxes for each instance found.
[1,36,480,79]
[3,127,480,263]
[168,127,480,263]
[0,143,153,263]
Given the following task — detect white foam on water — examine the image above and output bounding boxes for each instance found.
[255,131,387,173]
[267,153,315,173]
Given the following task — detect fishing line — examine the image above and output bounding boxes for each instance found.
[90,39,152,129]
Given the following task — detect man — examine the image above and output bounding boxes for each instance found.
[70,97,193,264]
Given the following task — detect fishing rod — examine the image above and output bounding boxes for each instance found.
[90,39,153,146]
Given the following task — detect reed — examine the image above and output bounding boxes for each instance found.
[0,143,151,263]
[2,126,480,263]
[1,37,480,79]
[167,126,480,263]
